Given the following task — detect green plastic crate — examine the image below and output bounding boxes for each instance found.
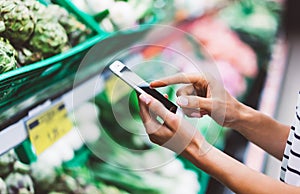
[55,0,159,33]
[11,0,161,163]
[0,0,108,122]
[52,0,106,35]
[0,0,162,124]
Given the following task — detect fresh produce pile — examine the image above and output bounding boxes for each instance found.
[220,0,280,47]
[76,101,200,194]
[0,150,35,194]
[0,0,91,73]
[0,38,18,74]
[0,149,131,194]
[72,0,167,32]
[0,0,283,194]
[2,101,200,194]
[218,0,281,97]
[88,154,200,194]
[172,0,281,98]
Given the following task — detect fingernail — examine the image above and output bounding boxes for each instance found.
[140,94,151,104]
[149,82,155,88]
[177,96,188,106]
[191,112,201,118]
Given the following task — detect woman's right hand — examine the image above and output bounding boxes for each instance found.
[150,73,246,129]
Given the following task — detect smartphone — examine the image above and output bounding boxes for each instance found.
[109,61,178,114]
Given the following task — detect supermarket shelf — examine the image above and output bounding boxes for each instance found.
[207,37,288,194]
[0,74,104,156]
[0,121,27,156]
[264,35,300,178]
[0,22,155,150]
[243,37,288,171]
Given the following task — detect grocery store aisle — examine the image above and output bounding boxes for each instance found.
[206,55,268,194]
[206,36,300,193]
[265,35,300,179]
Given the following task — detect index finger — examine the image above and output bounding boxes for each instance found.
[150,73,208,88]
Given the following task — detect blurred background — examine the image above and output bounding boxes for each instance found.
[0,0,298,193]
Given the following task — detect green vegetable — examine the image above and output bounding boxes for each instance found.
[0,150,30,176]
[0,178,7,194]
[128,0,154,21]
[220,0,280,45]
[30,161,56,192]
[0,0,35,47]
[5,173,34,194]
[0,150,17,177]
[13,161,30,174]
[42,4,91,46]
[16,47,43,66]
[29,19,68,57]
[89,162,160,194]
[52,174,78,193]
[0,37,18,74]
[99,184,128,194]
[0,0,92,69]
[81,184,102,194]
[20,0,46,20]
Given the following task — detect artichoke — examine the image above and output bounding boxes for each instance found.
[53,174,78,193]
[17,47,43,66]
[20,0,46,20]
[30,161,56,192]
[0,150,17,177]
[29,19,68,57]
[0,38,18,74]
[5,173,34,194]
[0,178,7,194]
[40,4,68,22]
[13,161,30,174]
[44,5,91,46]
[0,0,35,47]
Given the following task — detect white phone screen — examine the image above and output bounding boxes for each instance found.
[109,61,178,113]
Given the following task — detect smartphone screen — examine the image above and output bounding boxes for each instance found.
[109,61,178,113]
[139,86,177,113]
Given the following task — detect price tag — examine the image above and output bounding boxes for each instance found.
[26,102,73,155]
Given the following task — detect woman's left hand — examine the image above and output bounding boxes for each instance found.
[138,93,210,157]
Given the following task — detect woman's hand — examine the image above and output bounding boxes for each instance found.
[138,93,210,157]
[138,92,299,194]
[150,73,290,160]
[150,73,244,129]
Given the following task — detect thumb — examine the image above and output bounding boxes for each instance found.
[176,95,212,112]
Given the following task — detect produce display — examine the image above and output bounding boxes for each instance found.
[0,150,33,194]
[72,0,167,31]
[0,0,35,47]
[75,101,200,194]
[0,149,129,194]
[220,0,280,46]
[172,0,281,98]
[0,101,200,194]
[0,0,284,194]
[0,38,18,74]
[218,0,281,76]
[0,0,91,71]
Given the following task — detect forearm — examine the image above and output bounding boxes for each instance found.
[185,145,299,194]
[233,103,290,160]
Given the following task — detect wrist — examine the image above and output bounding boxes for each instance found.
[181,133,212,163]
[234,103,259,133]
